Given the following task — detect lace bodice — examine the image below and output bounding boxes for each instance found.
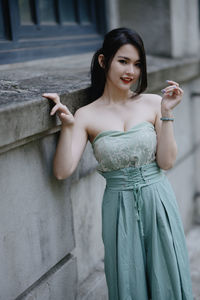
[91,121,157,172]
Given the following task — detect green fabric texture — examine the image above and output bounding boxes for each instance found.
[92,121,157,172]
[92,123,194,300]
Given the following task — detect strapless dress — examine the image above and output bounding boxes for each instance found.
[91,121,193,300]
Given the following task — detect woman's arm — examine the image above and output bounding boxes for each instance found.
[53,109,88,179]
[154,80,183,170]
[155,106,177,170]
[43,93,88,179]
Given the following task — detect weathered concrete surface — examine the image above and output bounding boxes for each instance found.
[0,135,77,299]
[77,260,108,300]
[71,170,105,285]
[186,225,200,300]
[0,52,93,109]
[17,256,77,300]
[0,53,199,108]
[167,155,195,232]
[0,53,199,152]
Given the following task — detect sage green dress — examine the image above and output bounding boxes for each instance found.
[91,121,193,300]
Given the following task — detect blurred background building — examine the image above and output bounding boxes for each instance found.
[0,0,200,299]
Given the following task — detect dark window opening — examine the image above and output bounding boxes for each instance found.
[0,0,107,64]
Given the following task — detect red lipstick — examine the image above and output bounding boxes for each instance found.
[121,77,132,84]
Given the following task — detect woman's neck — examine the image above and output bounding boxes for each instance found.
[101,84,134,105]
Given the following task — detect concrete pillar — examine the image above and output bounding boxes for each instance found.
[118,0,200,58]
[105,0,120,31]
[190,78,200,223]
[170,0,200,57]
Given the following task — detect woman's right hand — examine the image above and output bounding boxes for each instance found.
[42,93,75,126]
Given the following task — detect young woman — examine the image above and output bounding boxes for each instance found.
[43,28,194,300]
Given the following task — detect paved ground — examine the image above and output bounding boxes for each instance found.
[186,225,200,300]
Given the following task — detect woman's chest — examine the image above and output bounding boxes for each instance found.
[87,104,155,144]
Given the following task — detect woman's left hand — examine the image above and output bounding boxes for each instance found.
[161,80,183,115]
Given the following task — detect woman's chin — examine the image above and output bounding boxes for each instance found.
[118,84,133,91]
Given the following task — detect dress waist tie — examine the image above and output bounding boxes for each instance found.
[98,161,165,237]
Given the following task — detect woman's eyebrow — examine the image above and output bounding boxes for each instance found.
[117,56,140,62]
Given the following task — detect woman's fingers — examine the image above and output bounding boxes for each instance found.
[164,86,178,94]
[162,86,176,95]
[50,103,71,116]
[43,93,71,115]
[43,92,75,125]
[42,93,60,104]
[59,112,75,125]
[162,84,183,96]
[50,104,60,116]
[166,80,179,87]
[178,87,183,94]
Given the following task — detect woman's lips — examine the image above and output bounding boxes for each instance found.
[120,77,133,84]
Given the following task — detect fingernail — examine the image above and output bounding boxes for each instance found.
[161,89,166,93]
[166,80,171,82]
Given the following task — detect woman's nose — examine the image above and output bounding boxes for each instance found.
[126,64,134,74]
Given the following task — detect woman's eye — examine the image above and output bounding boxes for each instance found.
[135,62,141,67]
[119,60,127,64]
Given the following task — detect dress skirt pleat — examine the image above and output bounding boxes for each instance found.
[99,161,193,300]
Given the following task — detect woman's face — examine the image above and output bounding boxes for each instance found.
[105,44,141,92]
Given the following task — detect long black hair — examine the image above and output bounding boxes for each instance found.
[90,27,147,101]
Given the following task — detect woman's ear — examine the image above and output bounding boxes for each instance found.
[98,54,105,69]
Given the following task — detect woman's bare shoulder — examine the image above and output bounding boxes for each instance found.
[76,98,101,115]
[142,93,162,102]
[74,99,101,127]
[141,93,162,109]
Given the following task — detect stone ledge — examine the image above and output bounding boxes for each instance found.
[0,88,90,151]
[0,53,200,152]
